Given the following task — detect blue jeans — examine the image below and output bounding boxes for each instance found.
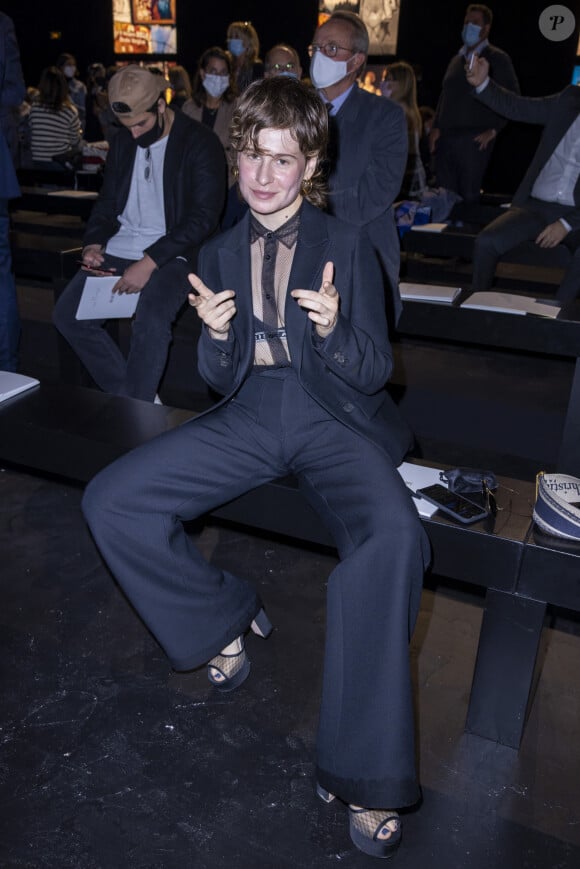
[53,253,192,401]
[0,198,20,371]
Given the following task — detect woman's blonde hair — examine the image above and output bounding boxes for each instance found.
[230,77,328,209]
[385,61,422,142]
[227,21,261,66]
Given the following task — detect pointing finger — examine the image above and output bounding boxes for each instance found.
[188,272,214,299]
[321,261,337,295]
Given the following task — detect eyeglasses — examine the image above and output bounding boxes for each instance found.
[308,42,353,58]
[144,147,151,182]
[265,62,296,73]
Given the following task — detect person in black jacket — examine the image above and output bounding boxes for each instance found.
[53,65,226,401]
[82,76,429,861]
[429,3,518,202]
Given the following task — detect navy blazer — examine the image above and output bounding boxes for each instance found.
[194,201,413,466]
[326,86,407,323]
[0,11,25,195]
[477,82,580,228]
[83,110,227,266]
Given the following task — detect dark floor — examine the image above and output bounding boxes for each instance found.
[2,285,580,867]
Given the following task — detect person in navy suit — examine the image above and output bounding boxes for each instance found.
[467,55,580,301]
[308,10,408,324]
[82,77,428,860]
[0,12,25,371]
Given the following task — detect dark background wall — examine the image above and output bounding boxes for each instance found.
[6,0,580,194]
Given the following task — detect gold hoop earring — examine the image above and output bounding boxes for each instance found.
[301,178,313,196]
[232,166,239,181]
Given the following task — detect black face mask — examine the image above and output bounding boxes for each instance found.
[135,111,164,149]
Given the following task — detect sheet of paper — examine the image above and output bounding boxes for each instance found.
[0,371,40,403]
[76,276,139,320]
[461,291,560,318]
[400,282,461,304]
[46,189,98,199]
[410,222,448,233]
[397,461,443,518]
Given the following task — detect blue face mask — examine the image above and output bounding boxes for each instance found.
[228,38,245,57]
[462,22,482,46]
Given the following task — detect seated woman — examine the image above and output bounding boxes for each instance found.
[182,46,236,176]
[383,61,461,227]
[226,20,263,93]
[382,62,426,201]
[29,66,82,172]
[82,76,429,861]
[167,64,192,111]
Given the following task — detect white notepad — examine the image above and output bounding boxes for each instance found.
[397,461,443,518]
[0,371,40,403]
[410,222,448,233]
[46,189,98,199]
[461,291,560,318]
[400,282,461,304]
[76,276,139,320]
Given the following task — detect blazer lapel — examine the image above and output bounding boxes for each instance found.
[285,203,331,366]
[216,214,255,371]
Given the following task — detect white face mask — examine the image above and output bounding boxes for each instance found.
[203,74,229,99]
[310,51,349,90]
[63,65,76,79]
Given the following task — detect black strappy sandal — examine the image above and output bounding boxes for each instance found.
[317,784,402,859]
[207,608,272,692]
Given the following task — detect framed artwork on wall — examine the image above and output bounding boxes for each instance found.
[318,1,400,57]
[113,0,177,54]
[131,1,176,25]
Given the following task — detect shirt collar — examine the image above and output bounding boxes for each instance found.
[250,205,302,248]
[319,83,355,116]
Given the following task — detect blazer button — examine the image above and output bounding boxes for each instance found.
[343,402,354,413]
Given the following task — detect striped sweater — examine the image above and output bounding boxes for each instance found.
[29,103,81,162]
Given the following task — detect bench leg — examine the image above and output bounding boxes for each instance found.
[465,589,546,748]
[557,357,580,476]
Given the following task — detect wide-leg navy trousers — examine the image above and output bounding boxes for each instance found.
[82,369,429,808]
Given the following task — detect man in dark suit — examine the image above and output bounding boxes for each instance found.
[82,77,428,860]
[467,55,580,302]
[308,10,407,323]
[430,3,519,203]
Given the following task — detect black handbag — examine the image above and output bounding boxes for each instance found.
[439,467,498,494]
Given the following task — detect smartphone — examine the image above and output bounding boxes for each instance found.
[416,484,488,524]
[468,53,475,71]
[76,260,116,275]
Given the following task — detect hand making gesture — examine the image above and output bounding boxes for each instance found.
[465,54,489,89]
[188,273,237,340]
[291,261,339,338]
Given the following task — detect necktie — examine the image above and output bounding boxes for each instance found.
[261,230,288,364]
[250,211,301,365]
[324,102,338,172]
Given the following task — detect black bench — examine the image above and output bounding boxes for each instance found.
[10,230,82,285]
[394,295,580,477]
[11,185,98,223]
[402,224,569,292]
[1,380,577,750]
